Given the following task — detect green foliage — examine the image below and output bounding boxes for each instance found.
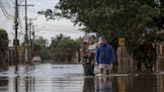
[0,29,8,53]
[0,29,8,64]
[33,34,82,63]
[35,36,48,48]
[55,0,164,60]
[50,34,82,63]
[33,36,50,60]
[56,0,158,32]
[39,48,51,60]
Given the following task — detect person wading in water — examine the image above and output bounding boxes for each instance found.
[80,41,95,76]
[96,37,116,75]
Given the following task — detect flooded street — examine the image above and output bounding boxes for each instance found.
[0,64,164,92]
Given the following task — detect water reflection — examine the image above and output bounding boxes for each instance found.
[83,78,95,92]
[93,75,164,92]
[82,74,164,92]
[0,77,8,92]
[0,64,163,92]
[96,77,113,92]
[82,77,115,92]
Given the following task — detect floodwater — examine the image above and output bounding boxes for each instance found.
[0,64,164,92]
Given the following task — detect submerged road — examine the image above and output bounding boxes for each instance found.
[0,64,163,92]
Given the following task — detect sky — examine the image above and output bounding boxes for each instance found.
[0,0,85,46]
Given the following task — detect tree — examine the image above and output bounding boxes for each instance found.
[56,0,158,31]
[0,29,8,64]
[54,0,163,60]
[50,34,82,63]
[35,36,48,48]
[33,36,50,60]
[33,34,82,63]
[38,0,164,62]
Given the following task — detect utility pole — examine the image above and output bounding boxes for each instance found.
[14,2,19,92]
[24,0,29,64]
[28,18,36,42]
[32,27,35,52]
[19,1,34,64]
[28,19,32,62]
[14,0,19,71]
[31,25,38,54]
[28,18,34,62]
[27,18,37,62]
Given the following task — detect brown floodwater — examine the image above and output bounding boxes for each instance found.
[0,64,163,92]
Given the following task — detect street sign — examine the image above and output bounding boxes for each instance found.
[17,46,24,53]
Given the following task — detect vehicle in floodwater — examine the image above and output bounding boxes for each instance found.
[31,56,42,65]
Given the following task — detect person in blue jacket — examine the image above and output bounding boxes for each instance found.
[96,37,115,75]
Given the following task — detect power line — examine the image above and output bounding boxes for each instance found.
[0,7,13,20]
[0,0,14,20]
[0,0,14,17]
[10,0,25,4]
[18,0,34,64]
[0,0,23,18]
[3,0,12,8]
[19,0,25,4]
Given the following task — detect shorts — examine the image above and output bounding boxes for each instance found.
[99,64,113,75]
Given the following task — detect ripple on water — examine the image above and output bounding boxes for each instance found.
[0,64,163,92]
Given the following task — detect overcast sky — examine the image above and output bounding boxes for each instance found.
[0,0,84,46]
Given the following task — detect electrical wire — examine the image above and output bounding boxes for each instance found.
[10,0,25,4]
[0,0,25,43]
[3,0,12,8]
[0,7,13,20]
[0,0,14,17]
[0,0,14,20]
[18,0,25,4]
